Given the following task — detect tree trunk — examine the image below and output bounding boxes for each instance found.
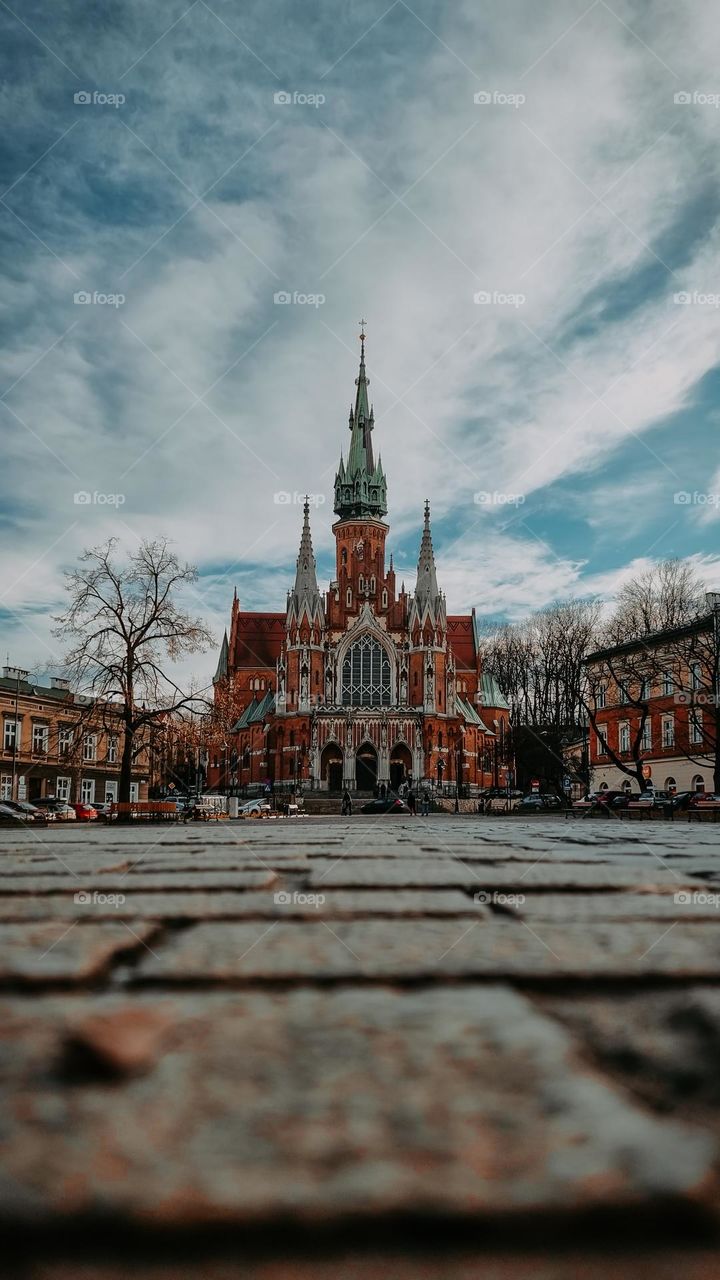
[119,717,134,817]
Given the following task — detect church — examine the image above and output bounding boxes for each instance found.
[208,328,510,796]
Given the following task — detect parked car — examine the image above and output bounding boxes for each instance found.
[0,802,26,822]
[72,802,98,822]
[360,796,409,814]
[239,799,271,817]
[0,799,49,824]
[517,793,565,812]
[49,802,77,821]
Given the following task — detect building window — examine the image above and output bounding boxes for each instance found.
[105,781,118,803]
[370,577,376,593]
[341,634,391,707]
[596,684,606,709]
[358,575,364,592]
[3,720,17,751]
[640,678,651,701]
[693,774,705,793]
[438,731,443,749]
[641,720,652,751]
[622,779,632,793]
[596,725,607,756]
[59,727,73,756]
[129,782,139,802]
[665,776,677,794]
[0,775,10,800]
[107,735,118,763]
[690,661,702,691]
[690,710,703,745]
[32,724,49,754]
[661,672,673,696]
[381,589,388,608]
[346,588,352,607]
[661,717,675,748]
[55,777,70,801]
[618,722,630,753]
[618,682,629,704]
[83,734,97,762]
[80,778,95,804]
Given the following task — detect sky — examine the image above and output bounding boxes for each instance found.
[1,0,720,691]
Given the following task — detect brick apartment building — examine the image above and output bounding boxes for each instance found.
[585,603,719,794]
[0,666,150,805]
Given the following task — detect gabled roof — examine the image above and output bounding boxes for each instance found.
[447,616,477,670]
[457,695,493,733]
[232,614,285,668]
[231,689,275,731]
[478,672,510,711]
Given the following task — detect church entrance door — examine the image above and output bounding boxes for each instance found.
[355,743,378,793]
[389,742,412,792]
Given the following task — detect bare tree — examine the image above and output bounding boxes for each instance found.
[55,539,213,807]
[605,559,703,642]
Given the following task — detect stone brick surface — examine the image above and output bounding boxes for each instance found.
[2,815,720,1273]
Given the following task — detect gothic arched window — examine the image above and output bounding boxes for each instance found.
[341,634,391,707]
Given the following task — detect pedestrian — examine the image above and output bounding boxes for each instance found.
[380,782,386,800]
[421,788,430,816]
[341,788,353,816]
[407,788,416,816]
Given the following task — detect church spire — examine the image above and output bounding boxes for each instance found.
[334,323,387,521]
[287,498,324,632]
[213,629,229,684]
[409,499,445,633]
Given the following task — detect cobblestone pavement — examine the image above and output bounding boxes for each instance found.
[2,814,720,1278]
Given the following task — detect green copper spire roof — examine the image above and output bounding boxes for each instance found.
[334,325,387,520]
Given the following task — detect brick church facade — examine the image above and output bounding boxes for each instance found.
[208,330,510,795]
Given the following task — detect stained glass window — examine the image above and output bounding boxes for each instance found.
[341,635,391,707]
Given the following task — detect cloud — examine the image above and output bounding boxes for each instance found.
[1,0,720,682]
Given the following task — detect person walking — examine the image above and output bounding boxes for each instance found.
[421,788,430,816]
[341,788,353,816]
[407,788,416,816]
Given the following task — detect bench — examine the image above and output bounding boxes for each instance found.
[108,801,179,822]
[620,803,658,820]
[688,802,720,822]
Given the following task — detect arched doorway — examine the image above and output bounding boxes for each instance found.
[320,742,343,793]
[389,742,412,792]
[355,742,378,792]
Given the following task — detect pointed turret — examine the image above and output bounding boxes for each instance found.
[213,630,229,684]
[286,498,325,635]
[334,325,387,520]
[409,500,445,636]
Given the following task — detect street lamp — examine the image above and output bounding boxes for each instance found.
[10,668,29,803]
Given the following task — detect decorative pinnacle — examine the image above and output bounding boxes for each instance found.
[424,499,430,526]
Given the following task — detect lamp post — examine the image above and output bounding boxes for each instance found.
[10,668,29,803]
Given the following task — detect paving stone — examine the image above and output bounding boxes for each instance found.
[0,987,713,1224]
[307,858,696,890]
[0,869,278,894]
[0,889,478,923]
[134,917,720,983]
[500,890,720,922]
[0,920,159,985]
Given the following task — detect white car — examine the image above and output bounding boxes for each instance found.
[240,799,271,817]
